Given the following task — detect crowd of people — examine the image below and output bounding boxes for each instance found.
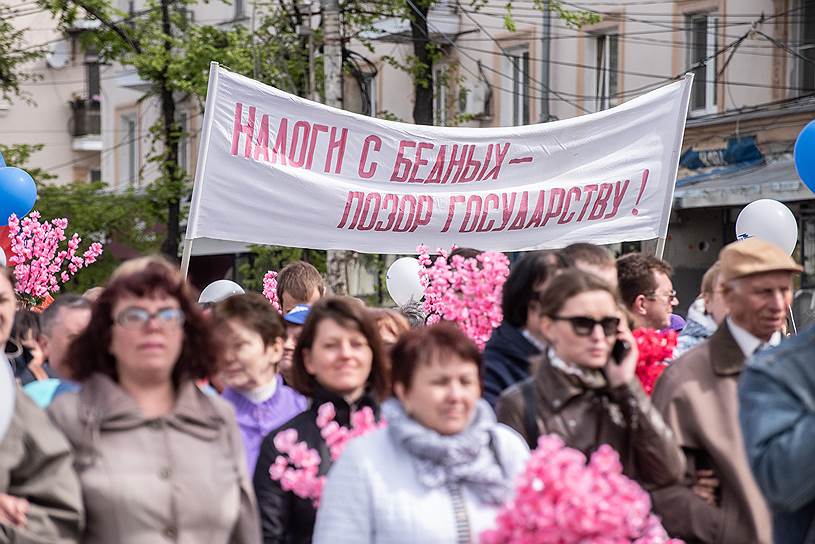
[0,238,812,543]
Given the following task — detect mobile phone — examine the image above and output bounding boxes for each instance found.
[611,339,631,366]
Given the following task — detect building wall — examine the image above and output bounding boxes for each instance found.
[662,207,729,314]
[367,0,792,127]
[1,7,100,185]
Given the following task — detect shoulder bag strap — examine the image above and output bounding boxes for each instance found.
[520,379,539,450]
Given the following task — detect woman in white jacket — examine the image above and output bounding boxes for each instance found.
[313,322,529,544]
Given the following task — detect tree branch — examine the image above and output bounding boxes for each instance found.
[69,0,142,53]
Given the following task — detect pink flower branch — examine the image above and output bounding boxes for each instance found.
[7,211,104,303]
[417,245,509,350]
[268,403,385,506]
[262,270,281,313]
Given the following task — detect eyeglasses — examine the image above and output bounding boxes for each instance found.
[114,307,185,329]
[550,315,620,337]
[647,290,678,302]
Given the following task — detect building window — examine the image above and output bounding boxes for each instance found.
[234,0,245,20]
[85,47,100,100]
[585,32,619,111]
[90,169,102,182]
[795,0,815,94]
[500,47,530,126]
[687,12,718,113]
[434,64,448,126]
[86,62,100,99]
[359,74,376,117]
[120,114,137,187]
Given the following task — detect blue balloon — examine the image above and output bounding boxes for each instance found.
[794,119,815,193]
[0,166,37,225]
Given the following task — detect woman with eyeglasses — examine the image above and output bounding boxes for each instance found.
[47,256,260,544]
[496,269,684,488]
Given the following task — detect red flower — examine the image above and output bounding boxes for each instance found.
[632,329,678,395]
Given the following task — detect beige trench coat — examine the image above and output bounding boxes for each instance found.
[48,374,260,544]
[0,386,83,544]
[651,321,773,544]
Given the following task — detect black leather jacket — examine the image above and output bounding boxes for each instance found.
[252,386,380,544]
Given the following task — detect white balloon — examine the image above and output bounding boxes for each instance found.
[735,199,798,255]
[386,257,423,306]
[0,248,6,268]
[198,279,245,304]
[0,358,14,442]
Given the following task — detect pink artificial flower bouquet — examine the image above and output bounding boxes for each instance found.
[262,270,281,313]
[632,328,678,395]
[416,245,510,349]
[268,403,385,507]
[7,211,103,307]
[482,435,682,544]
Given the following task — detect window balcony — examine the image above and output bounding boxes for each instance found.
[70,98,102,151]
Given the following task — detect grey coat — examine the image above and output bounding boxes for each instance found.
[48,374,260,544]
[0,386,83,543]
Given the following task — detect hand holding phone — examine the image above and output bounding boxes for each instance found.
[606,322,638,388]
[611,339,631,366]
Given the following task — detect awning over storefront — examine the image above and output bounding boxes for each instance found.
[674,157,812,209]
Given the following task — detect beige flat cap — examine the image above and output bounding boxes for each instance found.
[719,238,802,282]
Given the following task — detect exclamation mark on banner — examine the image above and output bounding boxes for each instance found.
[632,169,650,216]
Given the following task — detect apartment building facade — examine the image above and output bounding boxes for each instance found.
[361,0,815,311]
[3,0,815,303]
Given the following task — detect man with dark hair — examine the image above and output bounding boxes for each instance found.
[12,310,49,385]
[562,243,618,288]
[23,295,91,407]
[482,250,570,406]
[617,252,678,329]
[276,261,325,314]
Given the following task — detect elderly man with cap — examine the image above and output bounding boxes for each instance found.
[650,238,801,544]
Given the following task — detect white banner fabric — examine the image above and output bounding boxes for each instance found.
[186,65,692,254]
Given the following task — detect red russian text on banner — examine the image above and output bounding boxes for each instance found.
[183,63,693,259]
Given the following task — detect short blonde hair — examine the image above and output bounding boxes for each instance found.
[701,261,721,297]
[370,308,410,339]
[109,255,180,283]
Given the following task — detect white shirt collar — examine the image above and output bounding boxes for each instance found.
[726,317,782,358]
[237,375,279,404]
[521,328,548,352]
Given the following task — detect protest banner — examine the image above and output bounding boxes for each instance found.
[182,63,692,272]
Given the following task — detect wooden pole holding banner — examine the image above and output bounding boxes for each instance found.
[180,62,221,281]
[653,72,694,263]
[180,239,193,279]
[655,237,667,260]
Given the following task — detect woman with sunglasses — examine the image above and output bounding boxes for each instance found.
[496,269,684,488]
[48,257,260,543]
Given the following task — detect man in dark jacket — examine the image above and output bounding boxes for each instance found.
[740,325,815,544]
[483,251,569,406]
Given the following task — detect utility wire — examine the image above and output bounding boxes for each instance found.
[754,29,815,68]
[402,0,592,112]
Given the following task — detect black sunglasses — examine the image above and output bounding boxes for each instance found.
[550,315,620,337]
